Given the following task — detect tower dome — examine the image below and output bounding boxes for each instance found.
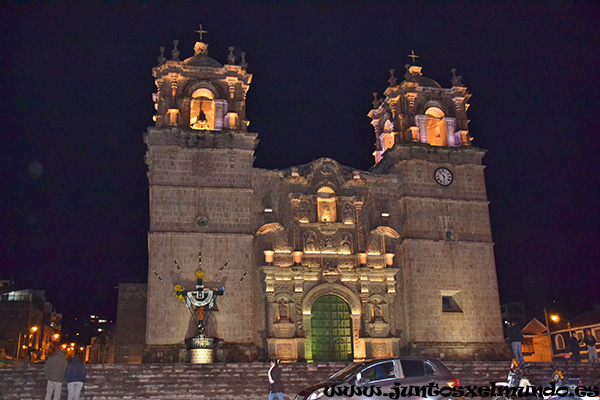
[183,41,223,68]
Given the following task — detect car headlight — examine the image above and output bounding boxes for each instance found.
[307,388,326,400]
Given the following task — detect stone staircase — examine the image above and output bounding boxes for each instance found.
[1,361,598,400]
[1,362,344,400]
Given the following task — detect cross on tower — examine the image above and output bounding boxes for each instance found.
[408,50,419,64]
[195,24,208,41]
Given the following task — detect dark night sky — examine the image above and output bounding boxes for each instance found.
[1,2,599,328]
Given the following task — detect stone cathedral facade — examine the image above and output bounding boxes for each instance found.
[144,34,505,362]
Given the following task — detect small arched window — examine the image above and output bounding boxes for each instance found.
[425,107,448,147]
[555,334,565,350]
[317,187,337,223]
[190,88,215,130]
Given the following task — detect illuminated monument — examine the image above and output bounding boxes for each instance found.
[144,29,504,362]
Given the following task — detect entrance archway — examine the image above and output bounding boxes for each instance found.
[311,295,353,361]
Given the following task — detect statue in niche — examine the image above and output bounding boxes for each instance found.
[343,203,354,223]
[303,231,317,253]
[371,300,385,322]
[317,187,337,222]
[340,234,352,254]
[276,298,291,322]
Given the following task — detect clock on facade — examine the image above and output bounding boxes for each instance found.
[434,167,453,186]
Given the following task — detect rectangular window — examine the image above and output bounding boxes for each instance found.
[442,296,462,313]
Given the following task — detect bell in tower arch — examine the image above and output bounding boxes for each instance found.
[190,89,215,130]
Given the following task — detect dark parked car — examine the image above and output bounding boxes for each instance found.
[294,357,460,400]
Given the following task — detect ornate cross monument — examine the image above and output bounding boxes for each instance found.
[173,252,225,363]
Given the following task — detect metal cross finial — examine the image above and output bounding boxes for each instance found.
[195,25,208,41]
[408,50,419,64]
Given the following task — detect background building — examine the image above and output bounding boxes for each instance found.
[143,34,504,362]
[0,280,62,365]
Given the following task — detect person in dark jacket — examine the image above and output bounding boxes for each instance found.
[267,358,284,400]
[583,328,598,363]
[507,321,525,366]
[65,355,86,400]
[44,349,68,400]
[569,333,581,362]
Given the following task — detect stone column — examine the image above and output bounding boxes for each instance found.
[214,100,228,131]
[354,201,365,254]
[445,117,457,147]
[303,313,314,362]
[415,115,427,143]
[351,313,365,361]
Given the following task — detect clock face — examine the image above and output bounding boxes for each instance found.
[434,167,453,186]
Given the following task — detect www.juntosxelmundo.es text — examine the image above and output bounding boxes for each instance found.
[323,382,600,399]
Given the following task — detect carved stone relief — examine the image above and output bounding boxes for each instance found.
[298,201,310,223]
[322,236,335,253]
[323,258,338,275]
[367,234,381,254]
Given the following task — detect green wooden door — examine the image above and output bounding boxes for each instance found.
[311,295,353,361]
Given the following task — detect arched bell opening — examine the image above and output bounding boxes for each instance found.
[425,106,448,147]
[190,88,215,130]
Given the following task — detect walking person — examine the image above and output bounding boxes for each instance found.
[44,349,68,400]
[507,321,525,366]
[583,328,598,363]
[268,358,285,400]
[66,355,86,400]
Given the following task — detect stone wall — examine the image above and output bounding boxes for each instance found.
[1,362,598,400]
[114,284,147,364]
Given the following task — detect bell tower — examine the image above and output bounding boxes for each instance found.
[367,54,504,358]
[152,30,251,131]
[368,59,471,164]
[144,27,262,361]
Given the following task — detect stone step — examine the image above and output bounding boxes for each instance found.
[1,362,598,400]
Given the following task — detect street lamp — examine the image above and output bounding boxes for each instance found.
[551,314,571,330]
[15,326,39,363]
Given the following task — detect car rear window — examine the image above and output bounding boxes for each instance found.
[401,360,426,377]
